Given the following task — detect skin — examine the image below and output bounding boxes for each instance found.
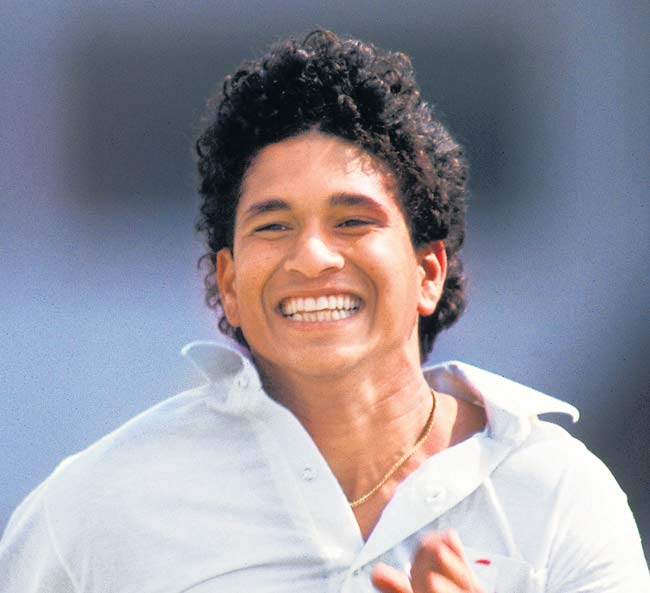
[217,130,486,592]
[372,530,486,593]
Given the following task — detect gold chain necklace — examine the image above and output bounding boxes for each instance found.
[349,389,437,509]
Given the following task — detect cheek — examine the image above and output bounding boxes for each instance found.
[232,251,278,315]
[360,237,419,286]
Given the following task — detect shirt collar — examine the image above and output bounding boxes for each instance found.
[181,341,579,426]
[181,339,263,411]
[181,338,254,380]
[422,359,579,422]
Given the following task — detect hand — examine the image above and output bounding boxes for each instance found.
[371,530,486,593]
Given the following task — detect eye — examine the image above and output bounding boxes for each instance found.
[338,218,371,228]
[254,223,289,232]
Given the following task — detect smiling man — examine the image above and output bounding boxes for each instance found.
[1,30,648,593]
[218,133,445,390]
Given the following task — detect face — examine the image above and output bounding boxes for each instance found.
[217,130,446,383]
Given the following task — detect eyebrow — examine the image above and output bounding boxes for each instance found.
[241,192,390,222]
[241,198,291,222]
[328,192,390,215]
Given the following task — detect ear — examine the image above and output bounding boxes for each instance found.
[416,241,447,317]
[216,248,241,327]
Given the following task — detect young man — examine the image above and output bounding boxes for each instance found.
[1,30,648,593]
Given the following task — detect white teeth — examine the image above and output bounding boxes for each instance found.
[281,294,362,319]
[305,297,316,312]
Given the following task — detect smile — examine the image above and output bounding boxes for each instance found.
[279,294,362,321]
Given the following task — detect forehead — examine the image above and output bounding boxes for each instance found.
[238,131,399,210]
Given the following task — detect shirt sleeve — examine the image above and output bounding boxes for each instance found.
[0,483,78,593]
[545,447,650,593]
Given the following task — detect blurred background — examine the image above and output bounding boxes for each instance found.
[1,0,648,559]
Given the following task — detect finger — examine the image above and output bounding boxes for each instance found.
[442,530,466,561]
[414,571,467,593]
[412,532,484,592]
[440,531,486,593]
[371,562,413,593]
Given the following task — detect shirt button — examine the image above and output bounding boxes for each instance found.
[236,375,249,389]
[301,467,317,481]
[423,486,445,504]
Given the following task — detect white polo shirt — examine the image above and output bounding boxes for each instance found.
[1,340,648,593]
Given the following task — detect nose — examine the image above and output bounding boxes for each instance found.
[283,231,345,278]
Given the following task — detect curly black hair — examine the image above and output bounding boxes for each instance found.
[196,30,468,357]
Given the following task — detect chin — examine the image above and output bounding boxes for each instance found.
[256,342,367,380]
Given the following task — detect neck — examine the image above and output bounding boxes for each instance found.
[254,348,435,503]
